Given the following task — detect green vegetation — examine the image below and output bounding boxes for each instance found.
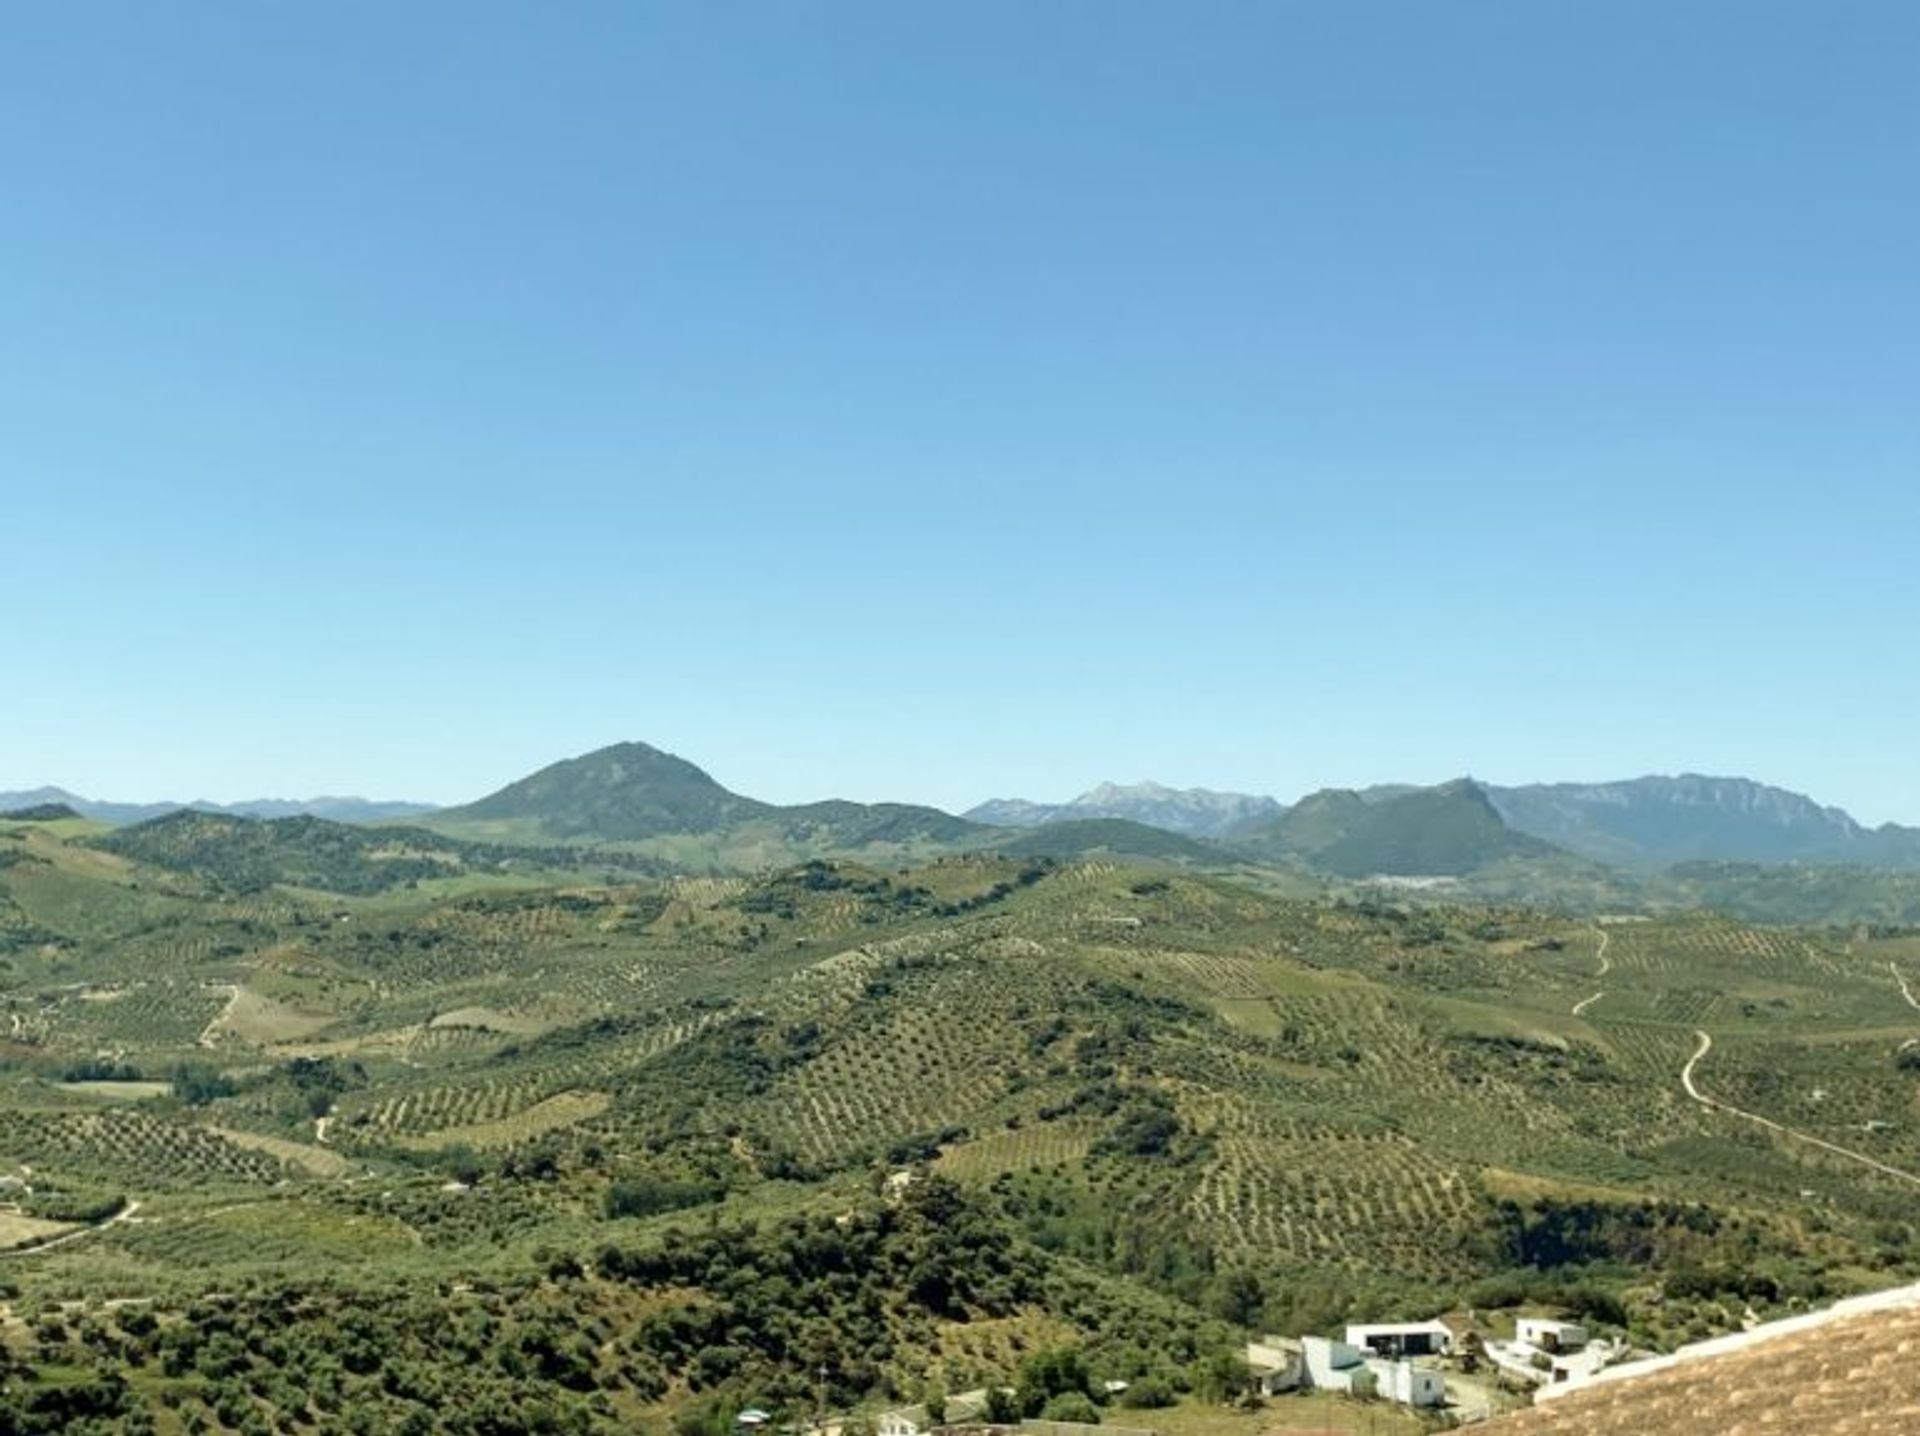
[93,809,655,896]
[0,804,80,823]
[427,742,983,866]
[994,820,1225,865]
[1235,780,1559,876]
[6,795,1920,1430]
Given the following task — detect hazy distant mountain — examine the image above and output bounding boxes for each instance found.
[967,780,1282,838]
[1486,774,1920,869]
[1233,778,1560,876]
[23,761,1919,878]
[0,786,437,827]
[431,741,981,851]
[225,797,442,823]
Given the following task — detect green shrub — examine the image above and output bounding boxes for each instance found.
[1040,1392,1101,1424]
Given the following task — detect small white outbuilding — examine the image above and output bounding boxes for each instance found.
[1516,1318,1589,1353]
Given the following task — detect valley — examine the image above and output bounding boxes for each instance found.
[6,756,1920,1432]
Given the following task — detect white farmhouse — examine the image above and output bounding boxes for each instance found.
[1300,1336,1375,1396]
[1515,1317,1588,1353]
[1250,1336,1445,1409]
[1371,1359,1446,1408]
[1487,1317,1618,1391]
[1345,1320,1454,1358]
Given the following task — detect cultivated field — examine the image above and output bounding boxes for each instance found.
[6,819,1920,1430]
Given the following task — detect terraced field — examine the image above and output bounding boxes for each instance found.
[936,1119,1103,1180]
[6,819,1920,1434]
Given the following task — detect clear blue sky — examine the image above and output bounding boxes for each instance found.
[6,3,1917,821]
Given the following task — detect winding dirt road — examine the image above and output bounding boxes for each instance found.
[198,983,240,1048]
[1681,1029,1920,1188]
[1571,927,1612,1016]
[1891,962,1920,1013]
[0,1199,143,1257]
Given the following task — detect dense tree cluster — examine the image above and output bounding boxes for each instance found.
[595,1177,1042,1410]
[0,1177,1239,1434]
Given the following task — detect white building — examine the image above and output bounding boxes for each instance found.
[1371,1360,1446,1408]
[1487,1318,1617,1391]
[1253,1337,1444,1410]
[877,1409,924,1436]
[1515,1317,1588,1353]
[1345,1320,1454,1358]
[1300,1336,1374,1396]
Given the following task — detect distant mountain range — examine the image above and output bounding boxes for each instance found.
[1485,775,1920,870]
[14,751,1920,886]
[972,772,1920,873]
[967,781,1281,838]
[0,786,439,827]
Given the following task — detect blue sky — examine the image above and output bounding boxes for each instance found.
[5,3,1918,821]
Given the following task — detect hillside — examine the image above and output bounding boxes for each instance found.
[432,742,775,841]
[0,1167,1232,1435]
[990,817,1227,863]
[425,753,1920,920]
[1234,779,1561,876]
[91,809,652,895]
[8,810,1920,1430]
[1489,774,1920,870]
[777,799,983,847]
[430,741,988,867]
[969,773,1920,879]
[0,802,81,822]
[1660,860,1920,927]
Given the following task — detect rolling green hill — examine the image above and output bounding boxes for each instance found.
[92,809,656,895]
[0,802,81,822]
[418,749,1920,922]
[776,798,983,847]
[1233,778,1561,876]
[432,741,776,841]
[429,741,990,869]
[1661,860,1920,927]
[992,817,1227,864]
[7,809,1920,1432]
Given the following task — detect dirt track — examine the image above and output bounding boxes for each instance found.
[1570,928,1611,1016]
[1681,1029,1920,1188]
[0,1198,143,1257]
